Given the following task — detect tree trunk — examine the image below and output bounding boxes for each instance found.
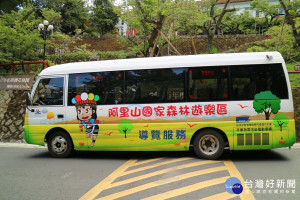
[206,0,235,53]
[156,42,163,56]
[135,0,166,57]
[158,29,181,55]
[207,33,214,53]
[150,35,160,57]
[264,111,270,120]
[190,35,197,54]
[278,0,300,46]
[123,129,127,138]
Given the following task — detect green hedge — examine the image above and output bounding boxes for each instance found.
[48,50,136,64]
[97,51,136,59]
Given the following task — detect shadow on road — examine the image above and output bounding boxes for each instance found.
[221,149,289,161]
[28,148,289,161]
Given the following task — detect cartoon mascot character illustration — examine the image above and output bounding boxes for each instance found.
[72,92,102,147]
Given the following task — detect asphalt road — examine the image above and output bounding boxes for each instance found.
[0,143,299,200]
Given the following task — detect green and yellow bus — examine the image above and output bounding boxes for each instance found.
[23,52,296,159]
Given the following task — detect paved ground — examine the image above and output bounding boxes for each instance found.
[0,142,299,200]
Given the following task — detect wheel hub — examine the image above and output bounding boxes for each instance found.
[200,135,219,155]
[55,142,61,148]
[51,136,67,154]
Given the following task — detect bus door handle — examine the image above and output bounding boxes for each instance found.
[57,114,64,119]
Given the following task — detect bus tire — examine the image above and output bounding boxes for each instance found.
[47,131,73,158]
[193,130,224,160]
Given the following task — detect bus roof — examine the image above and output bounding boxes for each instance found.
[40,52,284,76]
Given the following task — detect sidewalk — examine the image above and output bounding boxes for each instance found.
[0,142,46,148]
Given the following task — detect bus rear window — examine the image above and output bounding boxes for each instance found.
[230,64,288,100]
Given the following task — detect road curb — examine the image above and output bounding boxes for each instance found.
[0,142,46,148]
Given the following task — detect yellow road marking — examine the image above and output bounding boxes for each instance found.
[134,157,166,166]
[106,160,221,189]
[96,166,227,200]
[200,192,238,200]
[224,161,255,200]
[142,176,230,200]
[79,159,137,200]
[80,158,255,200]
[121,157,194,176]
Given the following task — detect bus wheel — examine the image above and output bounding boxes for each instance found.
[193,130,224,160]
[47,131,73,158]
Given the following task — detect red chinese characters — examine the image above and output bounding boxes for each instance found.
[179,105,190,115]
[131,107,141,117]
[108,107,118,117]
[142,106,153,117]
[204,104,215,115]
[217,104,228,115]
[191,105,202,116]
[108,104,227,118]
[154,106,165,116]
[167,105,177,116]
[120,107,129,117]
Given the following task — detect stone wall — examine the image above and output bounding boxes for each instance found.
[65,35,268,55]
[69,37,126,52]
[173,35,268,54]
[0,90,27,142]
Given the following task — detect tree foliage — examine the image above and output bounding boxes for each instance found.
[273,113,289,132]
[253,91,281,120]
[221,11,256,35]
[0,7,43,62]
[0,0,299,63]
[40,0,89,35]
[167,0,207,35]
[90,0,119,36]
[118,120,133,138]
[278,0,300,47]
[197,0,236,52]
[266,25,297,60]
[165,0,208,54]
[247,24,298,61]
[250,0,280,28]
[120,0,168,57]
[0,0,25,14]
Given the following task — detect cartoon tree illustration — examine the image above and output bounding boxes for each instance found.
[118,120,133,138]
[273,114,289,132]
[253,91,281,120]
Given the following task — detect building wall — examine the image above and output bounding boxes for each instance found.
[216,0,281,17]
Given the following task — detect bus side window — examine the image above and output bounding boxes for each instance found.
[68,72,123,105]
[188,67,228,102]
[125,68,185,104]
[33,77,64,105]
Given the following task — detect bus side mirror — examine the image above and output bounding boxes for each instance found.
[26,92,32,106]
